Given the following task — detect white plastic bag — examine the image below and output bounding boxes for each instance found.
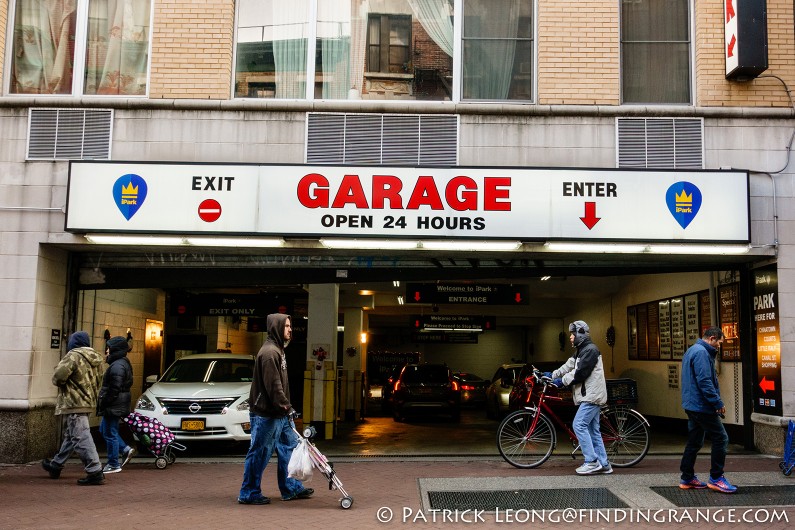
[287,438,314,482]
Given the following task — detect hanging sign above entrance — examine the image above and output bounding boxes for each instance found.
[406,283,528,305]
[66,162,750,243]
[411,314,497,331]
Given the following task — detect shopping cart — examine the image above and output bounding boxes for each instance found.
[289,413,353,509]
[780,419,795,476]
[124,411,186,469]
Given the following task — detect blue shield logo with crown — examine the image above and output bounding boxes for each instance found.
[113,174,148,220]
[665,181,702,229]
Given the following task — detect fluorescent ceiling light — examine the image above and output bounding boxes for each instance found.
[545,242,646,253]
[320,238,418,250]
[647,244,750,255]
[397,295,404,305]
[85,234,185,246]
[185,237,283,247]
[421,240,522,251]
[540,276,551,281]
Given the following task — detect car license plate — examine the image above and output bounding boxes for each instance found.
[181,418,205,431]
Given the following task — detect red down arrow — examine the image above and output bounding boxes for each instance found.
[580,202,601,230]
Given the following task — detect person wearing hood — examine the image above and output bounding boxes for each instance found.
[41,331,107,485]
[97,336,135,474]
[545,320,610,475]
[238,313,313,505]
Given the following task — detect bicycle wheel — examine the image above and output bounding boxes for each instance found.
[601,406,650,467]
[497,409,556,469]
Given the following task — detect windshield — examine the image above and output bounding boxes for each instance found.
[161,358,254,383]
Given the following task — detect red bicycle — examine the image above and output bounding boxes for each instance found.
[497,368,650,469]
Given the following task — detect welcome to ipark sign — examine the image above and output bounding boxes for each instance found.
[406,283,528,305]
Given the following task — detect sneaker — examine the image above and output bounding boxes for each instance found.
[598,464,613,474]
[575,461,603,475]
[121,447,136,468]
[283,488,314,501]
[238,495,271,505]
[77,471,105,486]
[679,476,708,489]
[707,476,738,494]
[102,464,122,474]
[41,458,62,479]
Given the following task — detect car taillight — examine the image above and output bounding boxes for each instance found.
[461,384,475,391]
[451,380,459,391]
[394,380,401,391]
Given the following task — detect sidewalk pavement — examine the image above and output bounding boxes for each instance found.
[1,453,793,529]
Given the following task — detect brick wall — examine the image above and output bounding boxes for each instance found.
[538,0,620,105]
[696,0,795,107]
[149,0,235,99]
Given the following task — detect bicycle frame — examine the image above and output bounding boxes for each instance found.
[517,372,650,460]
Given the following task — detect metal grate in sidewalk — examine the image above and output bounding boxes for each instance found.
[651,485,795,507]
[428,488,629,511]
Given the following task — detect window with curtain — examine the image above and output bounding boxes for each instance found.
[462,0,533,101]
[234,0,453,101]
[234,0,309,98]
[84,0,151,95]
[621,0,690,104]
[10,0,151,96]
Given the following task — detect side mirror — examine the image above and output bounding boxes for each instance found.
[144,374,158,389]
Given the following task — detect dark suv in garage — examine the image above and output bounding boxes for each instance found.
[391,363,461,422]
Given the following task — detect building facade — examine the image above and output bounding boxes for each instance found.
[1,0,793,463]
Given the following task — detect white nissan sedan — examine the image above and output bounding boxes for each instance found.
[135,353,254,441]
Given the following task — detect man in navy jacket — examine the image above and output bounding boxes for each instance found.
[679,326,737,493]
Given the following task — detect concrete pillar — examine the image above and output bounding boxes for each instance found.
[341,308,368,420]
[304,284,338,439]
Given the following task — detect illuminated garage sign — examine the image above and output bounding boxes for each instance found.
[406,283,528,305]
[66,162,750,243]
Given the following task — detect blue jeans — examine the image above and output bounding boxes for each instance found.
[680,410,729,481]
[573,402,609,467]
[239,414,304,501]
[100,415,128,467]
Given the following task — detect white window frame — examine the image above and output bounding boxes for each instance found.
[4,0,154,97]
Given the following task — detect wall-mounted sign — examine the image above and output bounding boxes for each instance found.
[170,293,269,317]
[406,283,528,305]
[718,284,740,362]
[668,364,679,389]
[753,265,782,416]
[51,329,61,349]
[66,162,750,243]
[725,0,768,80]
[411,315,496,331]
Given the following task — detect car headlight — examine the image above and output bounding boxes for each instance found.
[236,399,250,412]
[136,394,155,411]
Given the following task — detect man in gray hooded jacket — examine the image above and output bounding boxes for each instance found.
[41,331,106,485]
[547,320,610,475]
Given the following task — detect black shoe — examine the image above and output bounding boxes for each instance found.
[77,471,105,486]
[283,488,314,501]
[237,495,271,505]
[41,458,62,479]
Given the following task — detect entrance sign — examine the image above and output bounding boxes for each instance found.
[753,265,782,416]
[66,162,750,243]
[412,315,496,331]
[406,283,528,305]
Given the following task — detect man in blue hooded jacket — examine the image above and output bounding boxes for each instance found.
[679,326,737,493]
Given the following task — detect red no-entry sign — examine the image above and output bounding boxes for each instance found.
[198,199,221,222]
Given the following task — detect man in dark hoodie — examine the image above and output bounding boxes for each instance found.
[41,331,106,485]
[238,313,313,505]
[97,336,136,474]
